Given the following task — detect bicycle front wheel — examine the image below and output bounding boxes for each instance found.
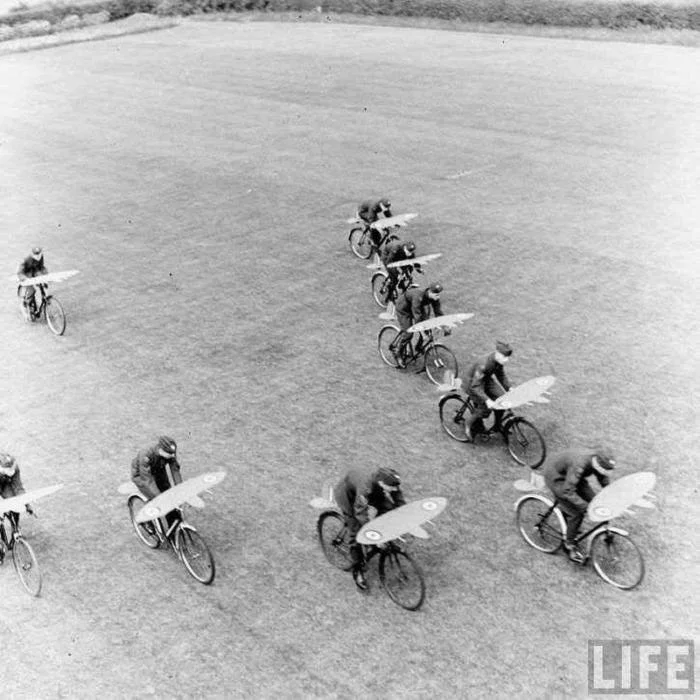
[378,325,401,368]
[515,495,565,553]
[45,297,66,336]
[128,494,161,549]
[424,344,458,386]
[590,530,644,590]
[317,511,353,571]
[379,549,426,611]
[371,272,390,308]
[349,227,372,259]
[438,393,470,442]
[505,418,546,468]
[176,526,215,585]
[13,537,42,596]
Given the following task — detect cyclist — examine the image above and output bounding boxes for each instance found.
[390,282,447,368]
[543,447,616,563]
[17,246,48,320]
[358,197,392,250]
[0,453,32,563]
[462,341,513,441]
[131,436,183,530]
[381,239,421,312]
[333,466,406,591]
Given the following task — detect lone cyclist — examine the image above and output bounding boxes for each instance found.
[357,197,392,250]
[0,453,33,563]
[17,246,48,320]
[543,447,616,563]
[131,436,183,529]
[381,239,421,311]
[462,341,513,441]
[333,466,406,591]
[390,282,447,368]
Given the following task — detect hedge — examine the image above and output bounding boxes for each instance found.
[1,0,699,32]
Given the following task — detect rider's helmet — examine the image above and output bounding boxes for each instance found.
[157,435,177,459]
[591,446,616,475]
[376,466,401,489]
[496,341,513,357]
[404,241,416,253]
[428,282,443,295]
[31,246,43,261]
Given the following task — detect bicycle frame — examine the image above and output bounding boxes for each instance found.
[0,513,20,548]
[539,501,627,550]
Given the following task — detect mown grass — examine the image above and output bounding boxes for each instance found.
[1,21,698,698]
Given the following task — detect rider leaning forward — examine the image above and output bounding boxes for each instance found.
[543,447,616,563]
[0,452,33,563]
[17,246,47,319]
[391,282,448,368]
[358,197,392,250]
[131,436,183,528]
[333,466,406,591]
[462,341,514,441]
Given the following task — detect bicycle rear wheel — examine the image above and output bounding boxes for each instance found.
[12,537,42,596]
[438,393,470,442]
[371,272,390,308]
[45,297,66,336]
[176,526,215,585]
[317,511,353,571]
[515,495,565,553]
[128,494,161,549]
[349,227,372,259]
[379,549,426,611]
[424,344,458,386]
[378,325,401,368]
[590,530,644,590]
[505,418,546,468]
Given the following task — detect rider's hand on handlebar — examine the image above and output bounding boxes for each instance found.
[486,398,496,409]
[25,504,34,515]
[443,327,452,336]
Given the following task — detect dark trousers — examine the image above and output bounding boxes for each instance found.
[557,499,587,545]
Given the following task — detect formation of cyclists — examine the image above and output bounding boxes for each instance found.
[6,212,631,598]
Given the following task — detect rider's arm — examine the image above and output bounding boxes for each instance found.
[170,459,183,487]
[17,259,28,280]
[494,364,511,392]
[353,493,370,525]
[393,488,407,509]
[469,365,490,404]
[131,453,159,500]
[432,298,444,318]
[560,463,590,510]
[9,468,26,496]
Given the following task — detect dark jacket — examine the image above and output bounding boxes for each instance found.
[543,448,611,511]
[381,241,415,267]
[334,467,406,525]
[131,446,183,500]
[18,255,47,279]
[466,352,511,403]
[358,200,391,223]
[395,287,443,324]
[0,453,25,499]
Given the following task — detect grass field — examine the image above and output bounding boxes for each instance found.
[1,22,699,699]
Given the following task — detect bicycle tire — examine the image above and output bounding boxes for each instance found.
[128,494,161,549]
[424,344,458,386]
[515,494,566,553]
[45,297,66,336]
[590,529,644,590]
[12,537,42,597]
[379,548,426,611]
[438,393,470,442]
[349,227,372,259]
[317,511,353,571]
[505,417,546,468]
[378,324,401,368]
[176,526,215,585]
[371,272,390,308]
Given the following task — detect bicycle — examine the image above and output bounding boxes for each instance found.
[317,509,426,611]
[17,282,66,336]
[514,492,645,589]
[349,221,399,260]
[378,324,458,386]
[127,493,215,585]
[371,265,416,309]
[438,392,546,468]
[0,511,42,596]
